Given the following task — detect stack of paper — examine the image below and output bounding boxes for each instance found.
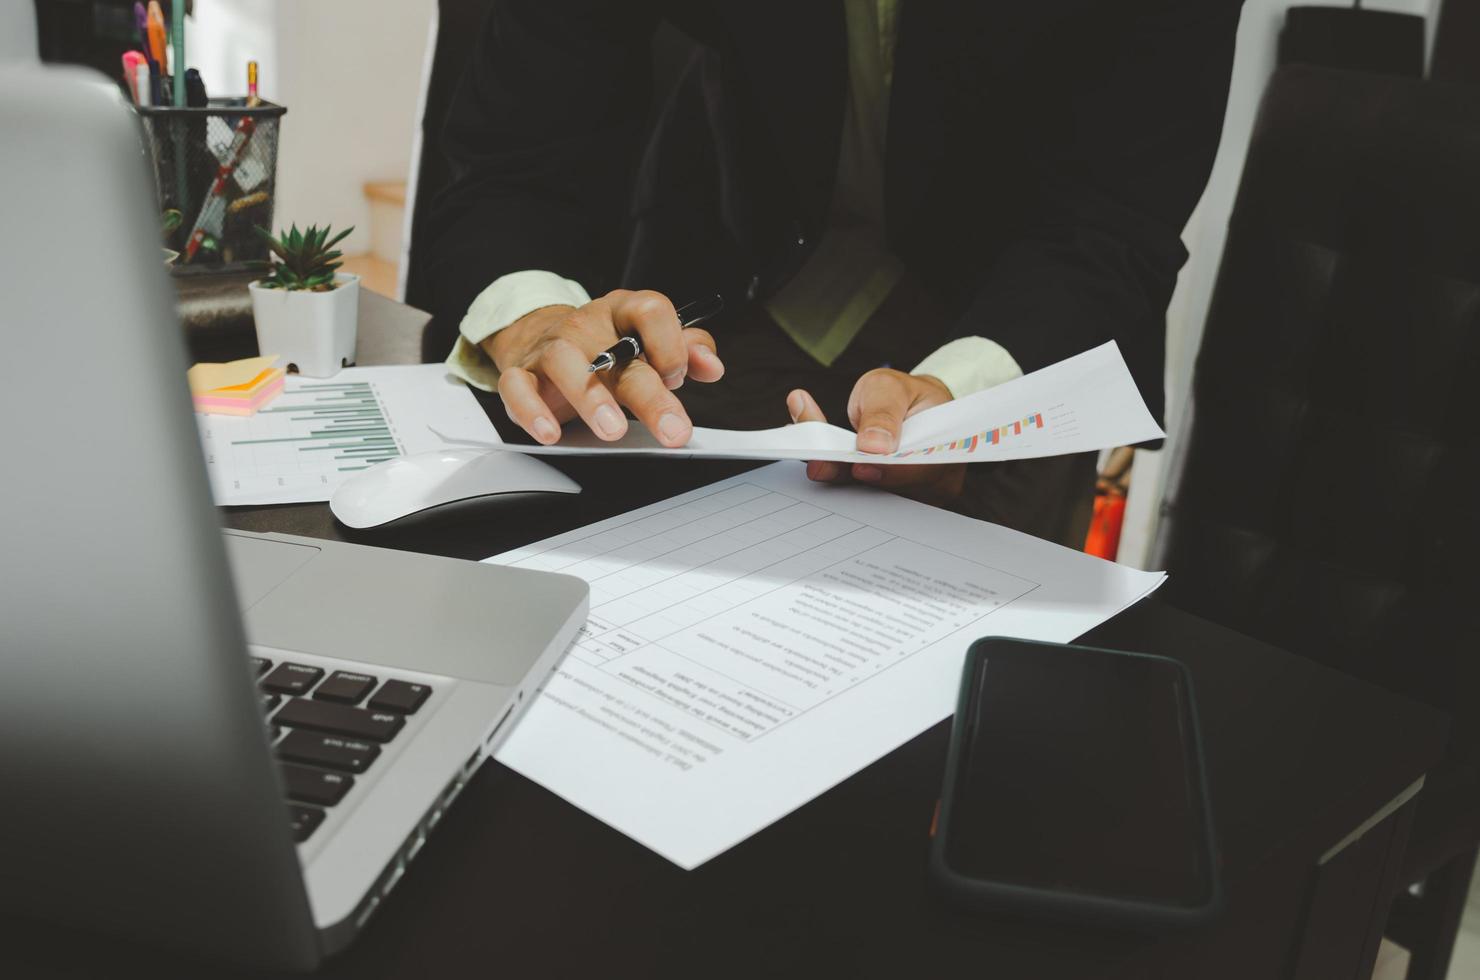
[187,355,286,416]
[487,462,1168,869]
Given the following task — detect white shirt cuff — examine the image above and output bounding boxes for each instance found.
[444,270,591,391]
[910,336,1024,400]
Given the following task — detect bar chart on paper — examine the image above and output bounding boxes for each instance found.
[195,364,500,505]
[241,380,398,469]
[894,411,1053,459]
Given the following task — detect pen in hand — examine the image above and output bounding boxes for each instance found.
[588,295,725,374]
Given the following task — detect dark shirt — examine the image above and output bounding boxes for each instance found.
[423,0,1246,424]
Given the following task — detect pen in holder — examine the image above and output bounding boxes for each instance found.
[134,98,287,273]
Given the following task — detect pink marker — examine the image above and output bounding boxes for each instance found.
[121,51,147,105]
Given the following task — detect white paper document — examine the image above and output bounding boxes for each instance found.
[196,364,500,505]
[487,341,1161,466]
[487,462,1166,869]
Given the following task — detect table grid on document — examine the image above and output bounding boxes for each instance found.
[499,483,1042,739]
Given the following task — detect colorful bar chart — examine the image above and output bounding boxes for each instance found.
[893,412,1045,459]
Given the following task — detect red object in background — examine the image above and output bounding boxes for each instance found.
[1084,493,1127,560]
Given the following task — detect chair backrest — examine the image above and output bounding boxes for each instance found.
[1159,66,1480,732]
[401,0,698,360]
[1278,7,1426,78]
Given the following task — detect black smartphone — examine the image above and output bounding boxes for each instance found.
[928,638,1222,929]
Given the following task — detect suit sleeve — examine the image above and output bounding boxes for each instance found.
[421,0,659,329]
[948,0,1243,415]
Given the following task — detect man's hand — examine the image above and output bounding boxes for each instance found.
[487,289,725,446]
[787,369,966,508]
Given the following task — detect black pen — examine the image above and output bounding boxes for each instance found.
[588,295,725,374]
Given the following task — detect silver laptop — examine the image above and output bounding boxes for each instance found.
[0,46,587,971]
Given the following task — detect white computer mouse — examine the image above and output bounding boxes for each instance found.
[330,448,581,529]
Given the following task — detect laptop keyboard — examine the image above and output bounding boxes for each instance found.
[252,656,432,843]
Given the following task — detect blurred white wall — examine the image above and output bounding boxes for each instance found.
[187,0,435,253]
[1116,0,1442,569]
[189,0,276,99]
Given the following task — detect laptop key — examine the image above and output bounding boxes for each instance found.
[368,680,431,715]
[261,693,281,713]
[277,730,381,774]
[280,762,355,806]
[275,698,405,743]
[288,804,325,842]
[314,671,377,705]
[261,662,325,696]
[250,656,273,676]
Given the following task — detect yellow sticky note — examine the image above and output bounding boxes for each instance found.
[187,355,280,395]
[209,368,283,397]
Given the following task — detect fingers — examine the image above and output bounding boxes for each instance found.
[614,358,693,447]
[540,336,629,441]
[496,367,563,444]
[684,327,725,383]
[854,462,968,508]
[492,290,727,445]
[606,291,725,386]
[787,389,848,484]
[841,371,962,500]
[787,381,963,503]
[787,388,826,424]
[852,462,938,488]
[847,369,911,456]
[846,369,962,497]
[608,290,688,389]
[534,293,701,446]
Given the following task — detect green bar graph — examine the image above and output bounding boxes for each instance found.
[228,380,404,469]
[198,365,500,507]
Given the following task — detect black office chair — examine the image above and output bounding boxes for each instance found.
[1278,3,1427,78]
[402,0,699,363]
[1159,66,1480,980]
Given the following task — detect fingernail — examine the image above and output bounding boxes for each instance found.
[787,393,803,422]
[859,427,896,453]
[593,404,625,439]
[531,416,559,444]
[657,412,688,444]
[854,465,884,482]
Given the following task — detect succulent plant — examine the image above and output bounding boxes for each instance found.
[253,223,353,291]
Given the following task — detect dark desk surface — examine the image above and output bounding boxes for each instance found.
[0,293,1450,979]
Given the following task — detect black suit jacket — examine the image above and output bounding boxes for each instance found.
[424,0,1244,423]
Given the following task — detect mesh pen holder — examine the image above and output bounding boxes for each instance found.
[135,98,287,273]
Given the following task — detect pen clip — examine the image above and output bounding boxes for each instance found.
[589,295,725,374]
[675,294,724,329]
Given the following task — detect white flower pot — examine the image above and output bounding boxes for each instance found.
[248,273,360,378]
